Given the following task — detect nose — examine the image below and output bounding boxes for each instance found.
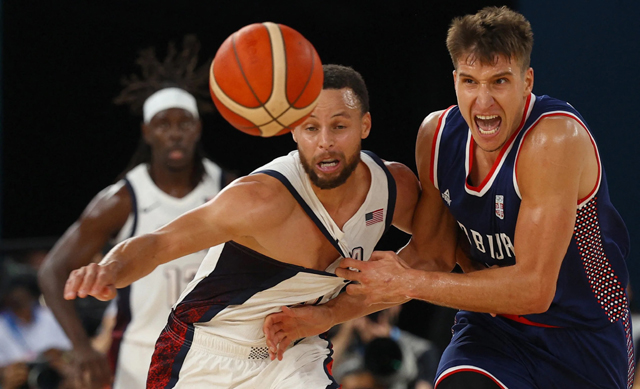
[167,123,184,141]
[475,83,495,109]
[317,127,334,150]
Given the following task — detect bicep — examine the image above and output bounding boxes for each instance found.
[513,118,586,288]
[401,111,458,270]
[145,177,291,263]
[388,162,420,234]
[403,182,459,270]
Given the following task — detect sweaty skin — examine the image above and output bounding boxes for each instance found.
[263,54,601,360]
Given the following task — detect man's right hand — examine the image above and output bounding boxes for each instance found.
[263,305,334,361]
[64,262,118,301]
[71,345,112,389]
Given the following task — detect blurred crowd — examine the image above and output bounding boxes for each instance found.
[0,249,109,389]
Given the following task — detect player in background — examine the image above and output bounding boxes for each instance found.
[62,64,421,388]
[39,36,234,389]
[265,7,633,389]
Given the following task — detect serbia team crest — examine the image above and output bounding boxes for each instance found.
[495,195,504,220]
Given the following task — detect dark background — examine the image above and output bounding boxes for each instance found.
[2,1,639,343]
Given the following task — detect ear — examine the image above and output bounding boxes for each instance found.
[452,70,458,92]
[524,67,534,96]
[194,120,203,142]
[141,122,153,144]
[291,128,298,143]
[360,112,372,139]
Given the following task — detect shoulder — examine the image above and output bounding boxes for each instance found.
[416,110,447,148]
[384,161,419,192]
[83,181,131,217]
[77,181,132,230]
[211,174,298,230]
[517,114,596,201]
[226,174,292,203]
[415,109,447,180]
[521,115,593,161]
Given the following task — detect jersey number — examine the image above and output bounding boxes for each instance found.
[350,247,364,261]
[164,264,200,308]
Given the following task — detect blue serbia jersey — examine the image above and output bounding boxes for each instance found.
[431,94,631,336]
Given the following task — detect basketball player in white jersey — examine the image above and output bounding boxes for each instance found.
[39,36,233,389]
[62,64,420,388]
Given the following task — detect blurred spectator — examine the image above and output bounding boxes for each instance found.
[331,306,439,389]
[341,368,382,389]
[0,273,73,388]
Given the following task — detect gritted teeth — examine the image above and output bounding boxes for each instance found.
[319,160,339,167]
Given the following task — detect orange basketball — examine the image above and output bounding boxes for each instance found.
[209,22,323,137]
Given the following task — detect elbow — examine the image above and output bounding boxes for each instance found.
[521,278,556,314]
[37,258,55,291]
[37,254,70,294]
[403,239,457,272]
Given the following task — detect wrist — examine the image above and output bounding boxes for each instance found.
[71,338,94,352]
[319,304,336,329]
[401,268,423,300]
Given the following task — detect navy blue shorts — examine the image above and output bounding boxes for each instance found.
[435,311,633,388]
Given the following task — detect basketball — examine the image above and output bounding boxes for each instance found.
[209,22,323,137]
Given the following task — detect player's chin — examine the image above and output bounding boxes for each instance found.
[313,173,345,190]
[165,158,191,172]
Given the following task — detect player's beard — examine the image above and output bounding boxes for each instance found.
[299,146,361,190]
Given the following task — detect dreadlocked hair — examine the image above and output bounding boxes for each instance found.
[115,35,213,182]
[114,34,213,116]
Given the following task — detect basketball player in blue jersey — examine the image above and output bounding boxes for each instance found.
[62,64,421,388]
[39,36,233,389]
[264,7,633,389]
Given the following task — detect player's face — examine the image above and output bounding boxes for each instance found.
[293,88,371,190]
[454,54,534,153]
[142,108,202,172]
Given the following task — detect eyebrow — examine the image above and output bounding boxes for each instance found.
[458,71,514,79]
[309,111,351,119]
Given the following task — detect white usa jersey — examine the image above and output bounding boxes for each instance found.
[172,150,396,347]
[110,159,225,350]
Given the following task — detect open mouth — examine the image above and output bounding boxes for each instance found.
[475,115,502,135]
[168,148,185,160]
[317,159,341,173]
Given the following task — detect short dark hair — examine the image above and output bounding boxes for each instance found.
[322,64,370,114]
[446,6,534,71]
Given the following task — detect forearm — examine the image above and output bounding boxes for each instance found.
[323,291,407,326]
[402,266,552,315]
[101,233,166,288]
[39,263,93,349]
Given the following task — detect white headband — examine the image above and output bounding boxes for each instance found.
[142,87,199,123]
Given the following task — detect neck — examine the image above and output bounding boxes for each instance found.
[148,162,198,198]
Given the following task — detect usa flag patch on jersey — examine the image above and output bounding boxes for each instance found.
[495,195,504,219]
[365,209,384,226]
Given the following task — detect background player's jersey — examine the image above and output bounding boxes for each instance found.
[110,159,224,350]
[432,94,631,332]
[172,150,396,347]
